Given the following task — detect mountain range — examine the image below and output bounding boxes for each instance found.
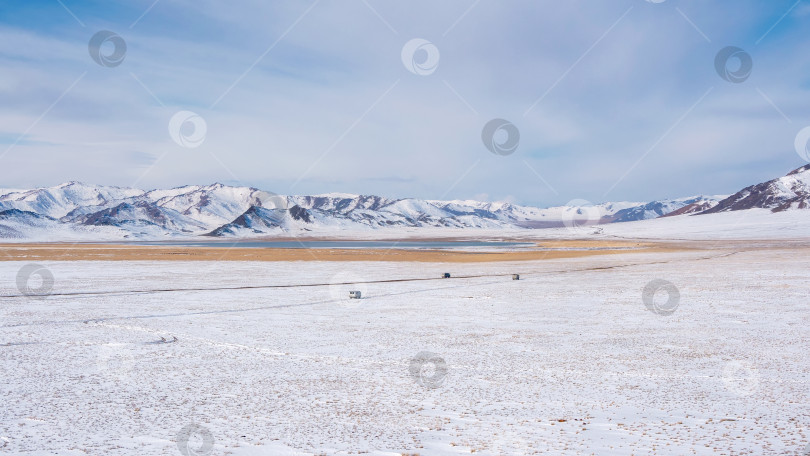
[0,164,808,240]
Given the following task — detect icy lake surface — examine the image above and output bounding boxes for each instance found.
[1,248,808,455]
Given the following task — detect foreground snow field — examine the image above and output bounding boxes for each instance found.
[1,249,808,455]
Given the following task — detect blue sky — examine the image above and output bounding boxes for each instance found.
[1,0,809,206]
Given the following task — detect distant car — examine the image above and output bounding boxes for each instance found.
[512,274,520,280]
[349,291,362,299]
[442,273,451,279]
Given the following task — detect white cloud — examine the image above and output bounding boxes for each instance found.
[1,0,809,206]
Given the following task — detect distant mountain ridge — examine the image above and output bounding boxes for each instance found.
[607,196,720,223]
[700,164,810,214]
[0,165,807,240]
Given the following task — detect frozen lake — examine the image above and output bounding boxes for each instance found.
[132,240,535,250]
[1,247,808,455]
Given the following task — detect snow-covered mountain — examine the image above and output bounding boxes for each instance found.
[608,196,722,222]
[700,164,810,214]
[66,201,209,233]
[0,182,717,240]
[0,209,62,239]
[4,166,809,240]
[0,182,144,219]
[208,205,312,236]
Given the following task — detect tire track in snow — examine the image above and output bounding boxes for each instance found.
[0,250,742,301]
[0,250,743,329]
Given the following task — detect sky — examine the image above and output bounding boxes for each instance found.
[1,0,809,207]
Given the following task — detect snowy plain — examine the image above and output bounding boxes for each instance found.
[1,245,808,455]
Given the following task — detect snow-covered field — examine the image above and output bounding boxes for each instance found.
[1,248,808,455]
